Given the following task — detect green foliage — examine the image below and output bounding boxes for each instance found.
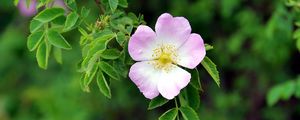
[109,0,119,12]
[148,96,169,110]
[97,70,112,98]
[267,77,300,106]
[36,42,50,69]
[64,12,79,31]
[98,61,119,80]
[33,8,65,23]
[190,68,203,91]
[159,108,178,120]
[179,106,200,120]
[201,57,220,87]
[47,29,72,49]
[27,31,44,51]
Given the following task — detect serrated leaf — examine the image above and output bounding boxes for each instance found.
[159,108,178,120]
[148,96,168,110]
[99,61,119,80]
[36,42,50,69]
[100,49,121,60]
[205,44,213,51]
[34,8,65,23]
[27,31,44,51]
[201,57,220,87]
[53,47,62,64]
[47,29,72,49]
[190,68,203,91]
[30,20,44,33]
[180,106,200,120]
[109,0,119,12]
[97,70,111,98]
[186,85,200,110]
[64,12,79,31]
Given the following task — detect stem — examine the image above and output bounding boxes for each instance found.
[94,0,105,14]
[174,97,180,120]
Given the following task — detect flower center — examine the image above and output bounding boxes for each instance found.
[151,44,178,71]
[158,53,172,65]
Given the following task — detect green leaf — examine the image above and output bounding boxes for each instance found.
[267,85,283,106]
[180,106,200,120]
[118,0,128,8]
[30,20,44,33]
[64,12,79,31]
[81,33,115,71]
[267,81,295,106]
[109,0,119,12]
[201,57,220,87]
[53,47,63,64]
[47,29,72,49]
[80,7,90,19]
[100,49,121,60]
[281,81,295,100]
[205,44,214,51]
[83,64,98,92]
[97,70,111,98]
[64,0,77,11]
[148,96,169,110]
[36,42,50,69]
[98,61,119,80]
[27,31,44,51]
[34,8,65,23]
[293,28,300,39]
[186,85,200,110]
[159,108,178,120]
[52,16,66,25]
[190,68,203,91]
[116,32,126,46]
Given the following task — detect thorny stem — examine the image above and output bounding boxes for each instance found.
[174,97,180,120]
[94,0,105,14]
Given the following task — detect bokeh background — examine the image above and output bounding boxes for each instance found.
[0,0,299,120]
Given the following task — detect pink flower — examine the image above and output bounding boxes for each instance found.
[18,0,37,17]
[128,13,206,100]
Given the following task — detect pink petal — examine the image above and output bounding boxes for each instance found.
[157,65,191,99]
[128,25,161,61]
[155,13,191,48]
[177,33,206,69]
[129,61,160,99]
[18,0,37,17]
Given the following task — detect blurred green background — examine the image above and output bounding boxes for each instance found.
[0,0,299,120]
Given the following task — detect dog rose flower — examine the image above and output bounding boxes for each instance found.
[128,13,206,100]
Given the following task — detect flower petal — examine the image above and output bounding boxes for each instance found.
[129,61,160,99]
[176,33,206,69]
[155,13,191,48]
[157,65,191,99]
[128,25,161,61]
